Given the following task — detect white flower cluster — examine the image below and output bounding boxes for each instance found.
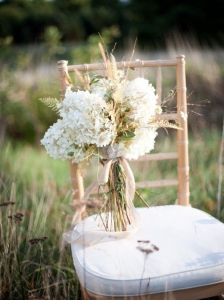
[59,90,115,147]
[41,76,160,163]
[122,78,158,127]
[113,77,159,160]
[41,118,88,162]
[41,89,116,163]
[117,128,158,160]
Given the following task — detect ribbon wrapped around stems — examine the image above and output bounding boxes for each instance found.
[63,147,142,246]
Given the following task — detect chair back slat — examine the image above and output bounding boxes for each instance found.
[70,163,84,199]
[156,60,162,104]
[176,55,189,206]
[87,179,179,195]
[134,152,178,162]
[137,179,179,188]
[64,59,178,72]
[57,55,189,219]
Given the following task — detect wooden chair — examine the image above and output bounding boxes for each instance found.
[58,55,224,299]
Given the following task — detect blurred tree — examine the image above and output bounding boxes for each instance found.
[0,4,25,42]
[125,0,224,47]
[0,0,123,44]
[42,26,62,55]
[83,0,123,34]
[0,0,224,47]
[52,0,91,41]
[53,0,123,42]
[123,0,162,47]
[70,26,120,64]
[0,0,57,43]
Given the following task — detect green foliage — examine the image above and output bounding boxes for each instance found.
[0,0,224,47]
[0,142,81,299]
[0,35,13,47]
[43,26,62,45]
[39,97,61,113]
[70,26,120,64]
[42,26,63,56]
[118,130,135,140]
[0,66,59,145]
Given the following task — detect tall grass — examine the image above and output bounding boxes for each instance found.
[0,129,223,299]
[0,143,81,299]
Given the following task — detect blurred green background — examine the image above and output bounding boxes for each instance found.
[1,0,224,47]
[0,0,224,144]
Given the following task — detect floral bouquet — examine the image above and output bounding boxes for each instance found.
[40,44,179,241]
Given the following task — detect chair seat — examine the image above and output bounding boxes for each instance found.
[71,205,224,298]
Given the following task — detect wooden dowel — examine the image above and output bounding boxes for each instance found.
[69,162,84,200]
[156,60,162,105]
[136,179,178,188]
[176,55,190,206]
[131,152,178,162]
[64,59,178,72]
[57,60,70,99]
[89,178,179,194]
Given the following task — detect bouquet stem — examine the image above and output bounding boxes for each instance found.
[100,159,131,232]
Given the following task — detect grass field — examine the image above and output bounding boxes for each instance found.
[0,128,223,299]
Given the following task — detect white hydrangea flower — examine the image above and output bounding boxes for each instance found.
[59,89,116,148]
[118,127,158,160]
[115,70,125,80]
[90,78,108,98]
[91,76,126,99]
[41,89,116,163]
[122,77,158,128]
[41,119,87,163]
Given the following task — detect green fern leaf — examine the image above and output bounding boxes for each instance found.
[39,97,61,113]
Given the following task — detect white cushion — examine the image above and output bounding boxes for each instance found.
[71,205,224,297]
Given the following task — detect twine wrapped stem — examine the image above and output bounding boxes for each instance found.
[63,146,141,246]
[100,158,131,232]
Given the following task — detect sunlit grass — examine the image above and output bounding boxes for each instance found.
[0,127,223,299]
[0,142,81,300]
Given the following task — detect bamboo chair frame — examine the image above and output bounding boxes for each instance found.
[57,56,224,300]
[57,55,189,218]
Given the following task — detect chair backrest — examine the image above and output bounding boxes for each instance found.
[57,55,189,220]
